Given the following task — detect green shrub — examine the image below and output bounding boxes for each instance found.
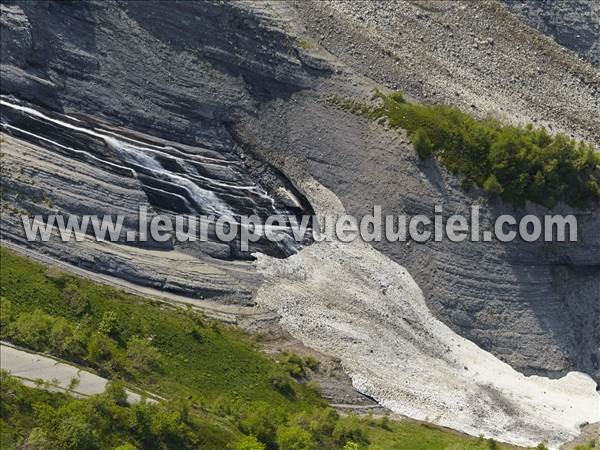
[378,415,392,431]
[488,438,499,450]
[98,310,119,336]
[277,352,320,378]
[275,426,314,450]
[62,281,90,316]
[55,413,97,450]
[234,435,266,450]
[483,174,503,195]
[298,39,312,50]
[126,336,162,373]
[331,91,600,208]
[8,309,54,349]
[333,415,369,446]
[114,444,137,450]
[388,91,406,104]
[269,374,295,398]
[238,401,284,448]
[289,407,338,438]
[86,333,127,376]
[189,326,204,342]
[23,428,51,450]
[0,297,16,331]
[412,128,434,159]
[105,381,129,406]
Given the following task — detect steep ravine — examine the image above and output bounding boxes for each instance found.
[1,1,599,447]
[252,176,598,449]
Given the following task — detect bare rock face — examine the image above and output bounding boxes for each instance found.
[502,0,600,67]
[1,0,598,411]
[1,0,317,300]
[235,0,600,384]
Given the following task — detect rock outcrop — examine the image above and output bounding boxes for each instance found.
[502,0,600,67]
[1,0,599,445]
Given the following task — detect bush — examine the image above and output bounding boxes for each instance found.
[333,416,368,446]
[487,438,499,450]
[105,381,129,406]
[234,435,266,450]
[23,428,51,450]
[289,407,338,438]
[412,128,434,159]
[86,333,129,375]
[239,402,284,448]
[190,326,204,342]
[114,444,138,450]
[0,297,16,331]
[277,352,320,378]
[49,317,87,358]
[269,374,295,398]
[127,336,162,373]
[388,91,406,103]
[482,174,503,195]
[62,281,90,316]
[55,414,97,449]
[275,426,314,450]
[8,309,54,349]
[98,310,119,336]
[332,91,600,208]
[378,414,392,431]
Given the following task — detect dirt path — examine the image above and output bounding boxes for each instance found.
[0,342,157,403]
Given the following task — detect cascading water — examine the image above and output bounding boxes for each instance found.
[0,96,312,257]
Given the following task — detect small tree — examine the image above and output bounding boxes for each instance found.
[483,174,503,195]
[276,426,314,450]
[9,309,55,350]
[412,128,434,159]
[98,310,119,336]
[105,381,129,406]
[239,402,284,448]
[234,435,266,450]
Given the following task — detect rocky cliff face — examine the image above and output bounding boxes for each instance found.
[1,0,599,445]
[1,0,317,301]
[236,0,600,382]
[502,0,600,67]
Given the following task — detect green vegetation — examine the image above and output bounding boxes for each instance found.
[298,38,313,50]
[276,352,320,379]
[572,441,598,450]
[329,91,600,208]
[1,372,235,449]
[0,247,527,449]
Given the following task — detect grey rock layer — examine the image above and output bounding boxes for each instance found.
[1,0,599,390]
[502,0,600,67]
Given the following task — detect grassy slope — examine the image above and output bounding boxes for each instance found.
[0,247,523,449]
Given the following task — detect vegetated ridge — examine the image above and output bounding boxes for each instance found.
[330,91,600,208]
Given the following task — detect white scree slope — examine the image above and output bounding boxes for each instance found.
[253,179,598,449]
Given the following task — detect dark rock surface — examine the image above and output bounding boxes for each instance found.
[502,0,600,67]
